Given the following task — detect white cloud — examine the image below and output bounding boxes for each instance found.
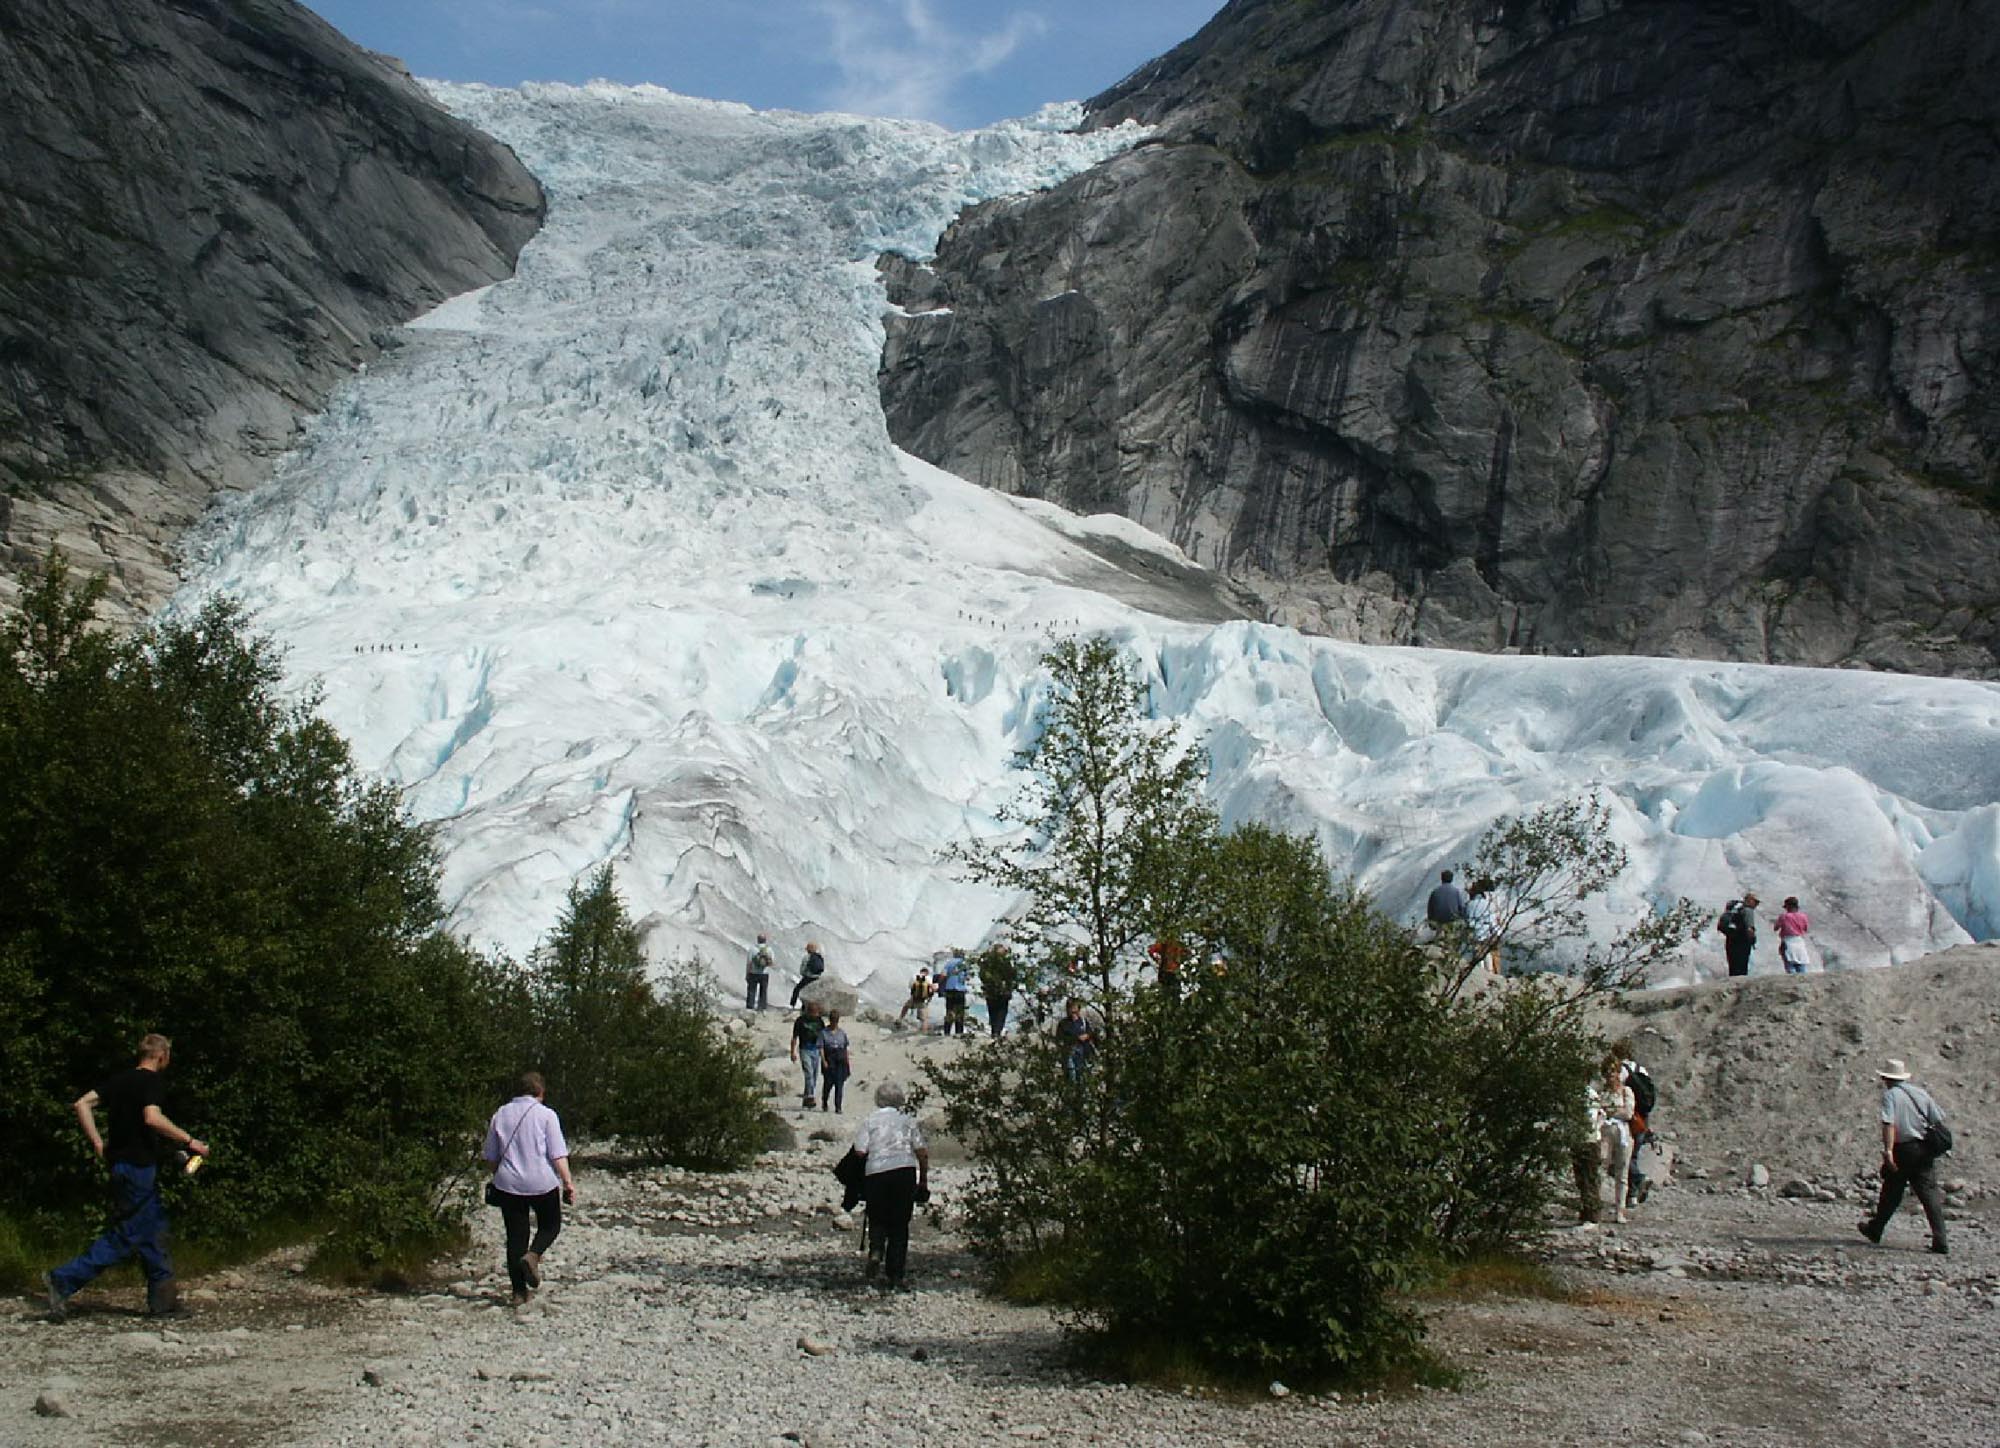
[813,0,1047,123]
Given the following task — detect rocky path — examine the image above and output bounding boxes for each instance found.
[12,977,2000,1448]
[9,1133,1997,1448]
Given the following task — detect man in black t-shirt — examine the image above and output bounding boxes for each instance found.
[44,1033,209,1321]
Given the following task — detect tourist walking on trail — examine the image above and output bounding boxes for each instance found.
[44,1034,209,1321]
[978,944,1018,1038]
[852,1082,929,1289]
[1059,997,1097,1083]
[1622,1057,1658,1207]
[897,966,935,1032]
[481,1072,576,1307]
[790,940,827,1008]
[820,1010,852,1113]
[1426,869,1469,928]
[939,949,970,1036]
[1717,892,1759,976]
[1572,1080,1603,1224]
[1858,1059,1951,1255]
[1776,897,1812,974]
[745,931,774,1010]
[1598,1060,1636,1223]
[792,1002,827,1110]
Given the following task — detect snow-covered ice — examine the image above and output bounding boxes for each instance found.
[174,81,2000,998]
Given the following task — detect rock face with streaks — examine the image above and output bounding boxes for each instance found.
[0,0,543,618]
[880,0,2000,674]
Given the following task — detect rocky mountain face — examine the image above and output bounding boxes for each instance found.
[0,0,544,619]
[879,0,2000,675]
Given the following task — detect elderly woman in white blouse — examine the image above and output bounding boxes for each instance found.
[852,1081,929,1288]
[1598,1061,1637,1224]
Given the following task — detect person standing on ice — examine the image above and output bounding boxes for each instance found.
[1776,897,1812,974]
[745,932,774,1010]
[1717,893,1759,976]
[790,940,826,1009]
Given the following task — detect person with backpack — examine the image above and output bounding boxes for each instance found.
[1622,1058,1659,1207]
[1776,896,1812,974]
[1426,869,1469,928]
[1716,892,1759,976]
[745,932,775,1011]
[1858,1058,1951,1254]
[977,943,1018,1038]
[790,941,827,1009]
[896,967,935,1032]
[791,1002,828,1111]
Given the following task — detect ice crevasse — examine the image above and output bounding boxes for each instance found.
[174,81,2000,998]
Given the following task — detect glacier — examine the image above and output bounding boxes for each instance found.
[174,81,2000,1000]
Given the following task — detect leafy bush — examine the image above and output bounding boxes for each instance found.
[930,637,1616,1383]
[0,555,513,1271]
[518,867,765,1170]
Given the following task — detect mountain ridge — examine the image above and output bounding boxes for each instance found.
[0,0,545,620]
[879,0,2000,674]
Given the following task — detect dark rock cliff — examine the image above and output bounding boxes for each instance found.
[880,0,2000,674]
[0,0,544,618]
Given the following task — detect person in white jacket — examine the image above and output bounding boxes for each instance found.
[1598,1062,1637,1224]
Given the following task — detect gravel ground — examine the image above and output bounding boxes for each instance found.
[11,967,2000,1447]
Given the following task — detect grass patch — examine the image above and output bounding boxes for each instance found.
[1418,1251,1579,1303]
[1069,1326,1464,1398]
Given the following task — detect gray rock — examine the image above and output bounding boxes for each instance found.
[1779,1178,1817,1198]
[33,1390,73,1418]
[797,1335,834,1357]
[879,0,2000,676]
[1748,1164,1772,1189]
[0,0,544,620]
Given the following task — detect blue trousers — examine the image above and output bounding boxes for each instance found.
[798,1046,821,1103]
[51,1162,174,1297]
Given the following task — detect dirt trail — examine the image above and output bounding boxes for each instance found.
[9,953,1998,1447]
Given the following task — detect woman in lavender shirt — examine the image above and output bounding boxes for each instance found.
[481,1072,577,1306]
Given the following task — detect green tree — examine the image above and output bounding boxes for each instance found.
[951,635,1213,1013]
[929,637,1607,1383]
[520,867,764,1168]
[0,553,511,1276]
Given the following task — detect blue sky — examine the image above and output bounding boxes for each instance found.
[305,0,1225,129]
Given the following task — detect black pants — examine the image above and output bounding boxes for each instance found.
[746,973,769,1010]
[496,1188,563,1295]
[1725,944,1752,977]
[1865,1143,1947,1249]
[943,989,968,1034]
[985,993,1012,1037]
[863,1167,919,1283]
[791,973,823,1007]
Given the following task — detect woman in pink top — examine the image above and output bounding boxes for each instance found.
[1777,897,1812,974]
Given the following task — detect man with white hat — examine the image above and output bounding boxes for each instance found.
[1857,1058,1950,1255]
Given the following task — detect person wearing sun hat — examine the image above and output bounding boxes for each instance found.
[1857,1058,1950,1255]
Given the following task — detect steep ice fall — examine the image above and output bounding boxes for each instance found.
[176,82,2000,998]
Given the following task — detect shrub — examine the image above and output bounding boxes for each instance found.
[517,868,764,1170]
[930,637,1610,1383]
[0,554,512,1269]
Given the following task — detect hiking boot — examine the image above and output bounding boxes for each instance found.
[520,1250,542,1289]
[146,1279,187,1319]
[510,1289,532,1308]
[1929,1241,1949,1256]
[1633,1178,1653,1205]
[1857,1220,1883,1245]
[41,1271,67,1323]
